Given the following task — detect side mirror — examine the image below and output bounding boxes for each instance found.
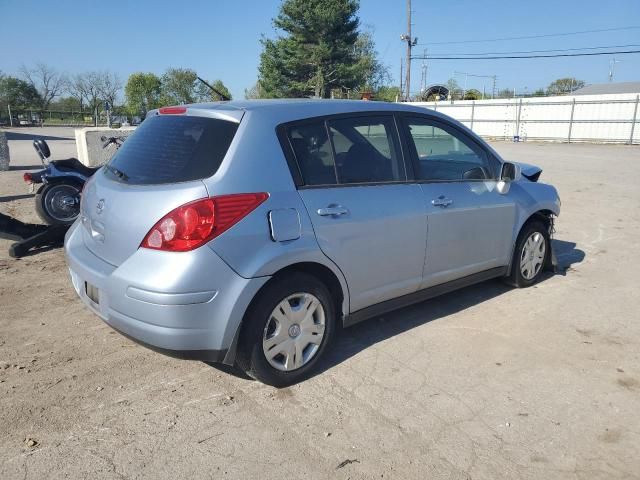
[497,162,521,194]
[500,162,521,182]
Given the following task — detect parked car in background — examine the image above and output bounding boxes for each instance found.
[65,100,560,387]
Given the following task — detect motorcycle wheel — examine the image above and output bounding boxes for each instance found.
[35,182,82,226]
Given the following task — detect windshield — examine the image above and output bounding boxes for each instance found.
[104,115,238,185]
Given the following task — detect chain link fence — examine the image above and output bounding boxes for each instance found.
[1,106,130,127]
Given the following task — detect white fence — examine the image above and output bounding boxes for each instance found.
[410,93,640,144]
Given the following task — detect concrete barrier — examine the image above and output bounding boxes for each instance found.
[0,130,10,171]
[75,127,136,166]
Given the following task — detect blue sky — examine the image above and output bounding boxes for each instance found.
[2,0,639,100]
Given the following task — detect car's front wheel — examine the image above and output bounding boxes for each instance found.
[506,221,550,288]
[237,272,336,387]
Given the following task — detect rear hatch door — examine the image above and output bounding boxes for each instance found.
[81,112,240,266]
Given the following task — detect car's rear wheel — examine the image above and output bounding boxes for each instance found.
[505,221,550,288]
[237,272,336,387]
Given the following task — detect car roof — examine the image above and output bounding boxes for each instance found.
[183,99,449,123]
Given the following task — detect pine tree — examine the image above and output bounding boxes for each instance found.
[258,0,368,98]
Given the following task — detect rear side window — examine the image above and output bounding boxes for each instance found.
[328,117,403,184]
[104,115,238,184]
[288,122,337,186]
[286,115,404,186]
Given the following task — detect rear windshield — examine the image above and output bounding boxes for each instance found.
[104,115,238,184]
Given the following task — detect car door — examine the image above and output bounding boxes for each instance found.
[285,114,427,313]
[400,115,517,289]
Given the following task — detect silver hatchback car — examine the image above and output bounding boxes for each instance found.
[65,100,560,386]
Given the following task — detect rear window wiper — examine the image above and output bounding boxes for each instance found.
[105,164,129,182]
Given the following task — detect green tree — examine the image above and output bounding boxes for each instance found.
[161,68,202,105]
[532,88,546,97]
[547,77,584,95]
[200,79,232,102]
[125,72,162,116]
[352,29,390,93]
[0,75,42,108]
[244,81,263,99]
[49,96,82,111]
[463,89,482,100]
[258,0,379,98]
[159,68,230,104]
[374,85,401,102]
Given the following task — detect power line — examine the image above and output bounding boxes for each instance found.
[412,50,640,60]
[416,26,640,46]
[428,43,640,57]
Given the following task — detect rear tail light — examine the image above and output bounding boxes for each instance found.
[141,193,269,252]
[23,172,33,183]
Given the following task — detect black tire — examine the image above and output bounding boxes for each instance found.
[35,182,81,226]
[236,272,336,387]
[505,221,550,288]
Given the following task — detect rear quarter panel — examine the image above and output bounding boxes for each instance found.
[203,110,351,316]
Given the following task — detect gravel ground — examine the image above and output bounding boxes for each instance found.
[1,127,639,479]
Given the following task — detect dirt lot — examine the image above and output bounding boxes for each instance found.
[1,127,639,479]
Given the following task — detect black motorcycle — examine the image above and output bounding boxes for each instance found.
[23,137,122,225]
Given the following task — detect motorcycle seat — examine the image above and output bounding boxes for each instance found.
[52,158,101,177]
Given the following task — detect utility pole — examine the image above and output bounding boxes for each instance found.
[609,58,621,82]
[399,57,404,101]
[400,0,417,101]
[405,0,412,101]
[492,75,497,99]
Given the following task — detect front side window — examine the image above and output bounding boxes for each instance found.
[404,117,492,181]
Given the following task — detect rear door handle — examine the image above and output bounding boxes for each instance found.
[431,196,453,207]
[317,205,348,217]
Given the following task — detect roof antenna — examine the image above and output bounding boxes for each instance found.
[197,76,231,101]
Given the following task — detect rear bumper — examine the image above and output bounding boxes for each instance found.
[111,325,228,363]
[64,221,269,363]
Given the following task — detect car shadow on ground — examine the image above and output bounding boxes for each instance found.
[0,193,34,203]
[3,131,73,141]
[551,239,585,275]
[9,164,44,171]
[209,237,586,387]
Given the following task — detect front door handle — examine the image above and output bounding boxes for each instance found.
[431,196,453,207]
[317,205,348,217]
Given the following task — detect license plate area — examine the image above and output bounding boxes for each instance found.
[85,282,100,305]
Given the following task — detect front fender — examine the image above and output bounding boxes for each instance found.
[506,181,561,273]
